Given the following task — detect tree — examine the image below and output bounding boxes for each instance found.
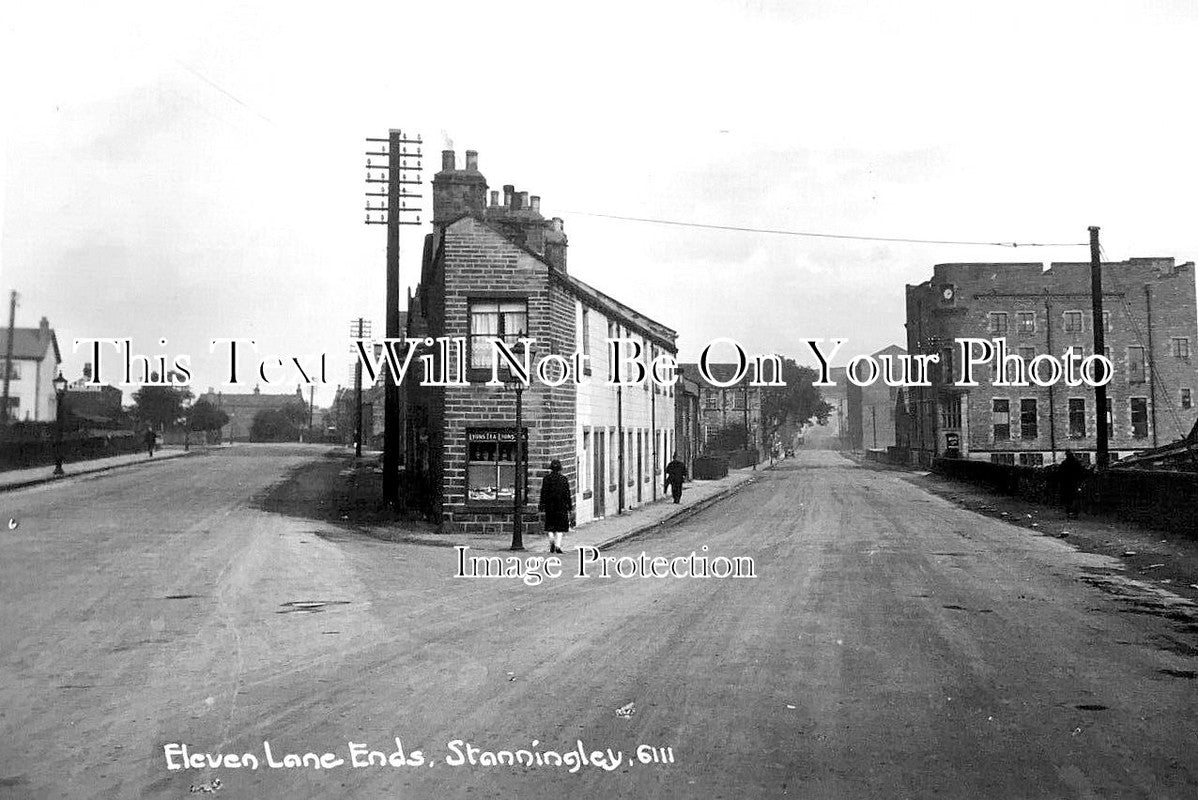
[186,399,229,434]
[706,423,749,452]
[249,402,308,442]
[130,385,193,430]
[761,357,833,444]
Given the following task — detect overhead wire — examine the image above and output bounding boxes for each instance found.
[558,211,1089,249]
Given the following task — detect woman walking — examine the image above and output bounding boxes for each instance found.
[538,459,574,554]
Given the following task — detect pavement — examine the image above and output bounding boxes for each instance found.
[2,446,1197,798]
[0,445,202,493]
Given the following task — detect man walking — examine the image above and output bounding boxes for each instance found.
[664,453,687,504]
[1058,450,1086,519]
[538,459,573,554]
[144,428,158,458]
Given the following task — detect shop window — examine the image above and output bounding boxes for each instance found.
[990,453,1015,465]
[1018,453,1044,467]
[466,428,527,503]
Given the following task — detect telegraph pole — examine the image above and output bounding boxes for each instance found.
[365,130,423,507]
[1089,226,1110,470]
[2,291,17,426]
[349,318,372,458]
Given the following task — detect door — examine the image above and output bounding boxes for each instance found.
[593,432,605,518]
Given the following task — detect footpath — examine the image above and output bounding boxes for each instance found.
[0,446,204,493]
[385,465,766,554]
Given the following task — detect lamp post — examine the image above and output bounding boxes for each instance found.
[52,372,68,475]
[504,342,532,552]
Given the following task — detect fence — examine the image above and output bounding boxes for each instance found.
[0,429,143,471]
[933,457,1198,537]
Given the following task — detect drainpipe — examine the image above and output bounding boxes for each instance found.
[617,385,624,513]
[651,381,657,500]
[1145,285,1158,447]
[1045,295,1057,463]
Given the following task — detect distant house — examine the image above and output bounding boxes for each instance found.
[0,317,62,422]
[65,363,124,424]
[197,385,308,442]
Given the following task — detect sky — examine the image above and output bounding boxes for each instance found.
[2,0,1197,406]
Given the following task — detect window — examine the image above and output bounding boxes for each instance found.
[1063,311,1083,333]
[580,309,593,375]
[1,396,18,421]
[942,395,962,429]
[1130,398,1148,439]
[1018,346,1035,369]
[1018,453,1044,467]
[0,359,20,380]
[989,313,1009,334]
[1127,346,1147,383]
[1171,337,1191,358]
[581,430,591,493]
[1017,312,1036,335]
[466,428,527,503]
[704,391,718,410]
[1068,398,1086,438]
[991,453,1015,465]
[1075,451,1092,465]
[1183,388,1193,410]
[992,399,1010,441]
[468,299,528,370]
[1020,398,1038,440]
[1102,311,1111,332]
[1106,397,1114,435]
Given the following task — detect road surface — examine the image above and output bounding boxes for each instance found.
[1,447,1195,798]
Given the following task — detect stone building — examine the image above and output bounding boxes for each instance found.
[198,385,308,442]
[846,344,906,451]
[905,257,1198,466]
[404,149,678,534]
[677,363,764,461]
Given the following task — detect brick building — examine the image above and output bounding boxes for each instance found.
[198,385,309,442]
[404,149,678,534]
[905,257,1198,466]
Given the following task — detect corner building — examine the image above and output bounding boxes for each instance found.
[905,257,1198,466]
[405,149,678,534]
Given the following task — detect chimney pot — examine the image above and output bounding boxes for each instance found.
[503,184,514,207]
[518,191,529,210]
[465,150,478,170]
[530,196,541,214]
[441,150,455,171]
[553,216,564,232]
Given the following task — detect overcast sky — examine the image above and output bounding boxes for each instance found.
[3,0,1197,405]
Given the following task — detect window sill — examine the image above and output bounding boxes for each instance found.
[582,490,593,500]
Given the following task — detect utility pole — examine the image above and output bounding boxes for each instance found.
[1089,226,1110,470]
[365,130,422,507]
[349,318,372,458]
[2,291,17,425]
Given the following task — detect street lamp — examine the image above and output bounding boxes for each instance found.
[503,342,532,551]
[52,372,68,476]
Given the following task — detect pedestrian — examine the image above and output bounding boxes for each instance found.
[664,453,687,504]
[1058,449,1086,519]
[538,459,573,554]
[144,428,158,458]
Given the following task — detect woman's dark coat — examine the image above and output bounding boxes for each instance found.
[538,472,573,532]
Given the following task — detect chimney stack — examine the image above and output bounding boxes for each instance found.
[441,150,455,171]
[530,196,541,214]
[432,148,486,222]
[503,185,514,208]
[518,191,529,210]
[512,189,524,211]
[465,150,478,170]
[490,190,500,206]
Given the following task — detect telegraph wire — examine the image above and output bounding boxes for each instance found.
[559,211,1089,248]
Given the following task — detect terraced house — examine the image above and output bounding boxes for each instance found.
[905,257,1198,466]
[403,149,678,534]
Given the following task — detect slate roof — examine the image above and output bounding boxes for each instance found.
[0,327,60,362]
